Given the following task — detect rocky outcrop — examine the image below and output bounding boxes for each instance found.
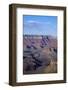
[23,35,57,74]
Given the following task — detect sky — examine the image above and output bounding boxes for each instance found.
[23,15,57,37]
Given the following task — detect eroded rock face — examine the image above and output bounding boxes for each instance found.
[23,35,57,74]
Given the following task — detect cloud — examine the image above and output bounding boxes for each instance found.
[23,20,52,35]
[27,20,51,25]
[24,20,41,29]
[24,20,51,29]
[27,20,42,24]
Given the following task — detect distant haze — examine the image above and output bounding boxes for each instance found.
[23,15,57,37]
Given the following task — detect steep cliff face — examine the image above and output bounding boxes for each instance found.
[23,35,57,74]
